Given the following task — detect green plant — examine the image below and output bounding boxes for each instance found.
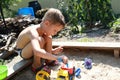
[0,0,21,17]
[57,0,116,34]
[0,0,21,8]
[109,18,120,33]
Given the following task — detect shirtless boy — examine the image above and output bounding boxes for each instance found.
[16,8,68,71]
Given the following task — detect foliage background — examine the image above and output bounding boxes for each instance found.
[0,0,120,34]
[57,0,117,34]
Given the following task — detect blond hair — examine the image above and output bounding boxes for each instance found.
[42,8,65,27]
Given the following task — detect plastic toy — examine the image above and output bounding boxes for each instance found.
[75,68,81,77]
[56,63,75,80]
[0,65,8,80]
[36,70,50,80]
[36,61,55,80]
[56,68,69,80]
[84,58,92,69]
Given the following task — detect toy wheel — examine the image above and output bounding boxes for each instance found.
[36,70,50,80]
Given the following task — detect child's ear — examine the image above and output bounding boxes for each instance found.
[44,20,51,26]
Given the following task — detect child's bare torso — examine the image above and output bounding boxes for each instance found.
[16,24,40,49]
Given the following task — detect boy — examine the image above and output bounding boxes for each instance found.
[16,8,68,71]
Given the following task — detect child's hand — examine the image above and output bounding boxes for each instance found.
[52,46,63,54]
[62,55,68,64]
[57,55,68,64]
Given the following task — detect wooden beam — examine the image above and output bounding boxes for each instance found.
[52,42,120,58]
[114,49,119,58]
[5,56,32,80]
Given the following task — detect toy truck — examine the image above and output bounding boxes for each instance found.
[56,64,75,80]
[36,70,50,80]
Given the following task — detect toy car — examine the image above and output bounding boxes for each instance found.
[56,68,69,80]
[36,70,50,80]
[35,64,51,80]
[56,65,75,80]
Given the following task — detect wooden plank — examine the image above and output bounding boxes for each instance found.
[53,42,120,49]
[53,42,120,58]
[5,56,32,80]
[114,49,119,58]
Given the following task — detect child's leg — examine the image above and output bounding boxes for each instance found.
[44,36,56,64]
[21,37,45,69]
[21,42,33,59]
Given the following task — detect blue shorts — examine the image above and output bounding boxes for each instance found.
[15,48,24,59]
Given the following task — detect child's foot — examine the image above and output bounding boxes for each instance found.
[31,66,37,74]
[31,64,44,74]
[31,64,51,74]
[45,60,59,66]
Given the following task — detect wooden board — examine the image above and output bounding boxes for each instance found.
[5,56,32,80]
[52,42,120,58]
[52,42,120,49]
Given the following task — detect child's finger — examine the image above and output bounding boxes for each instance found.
[59,45,64,48]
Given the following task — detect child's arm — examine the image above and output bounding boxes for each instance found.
[27,28,68,63]
[28,28,57,61]
[43,34,63,54]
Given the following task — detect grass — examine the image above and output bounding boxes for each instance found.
[77,37,94,42]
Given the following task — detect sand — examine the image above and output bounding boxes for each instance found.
[12,48,120,80]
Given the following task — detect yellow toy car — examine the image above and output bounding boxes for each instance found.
[35,64,51,80]
[36,70,50,80]
[56,66,75,80]
[56,68,69,80]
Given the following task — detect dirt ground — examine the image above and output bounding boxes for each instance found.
[53,28,120,42]
[7,28,120,80]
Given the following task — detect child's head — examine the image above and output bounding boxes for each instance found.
[42,8,65,36]
[42,8,65,28]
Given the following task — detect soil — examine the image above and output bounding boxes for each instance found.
[53,28,120,42]
[6,28,120,80]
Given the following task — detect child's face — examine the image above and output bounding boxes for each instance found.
[45,23,63,36]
